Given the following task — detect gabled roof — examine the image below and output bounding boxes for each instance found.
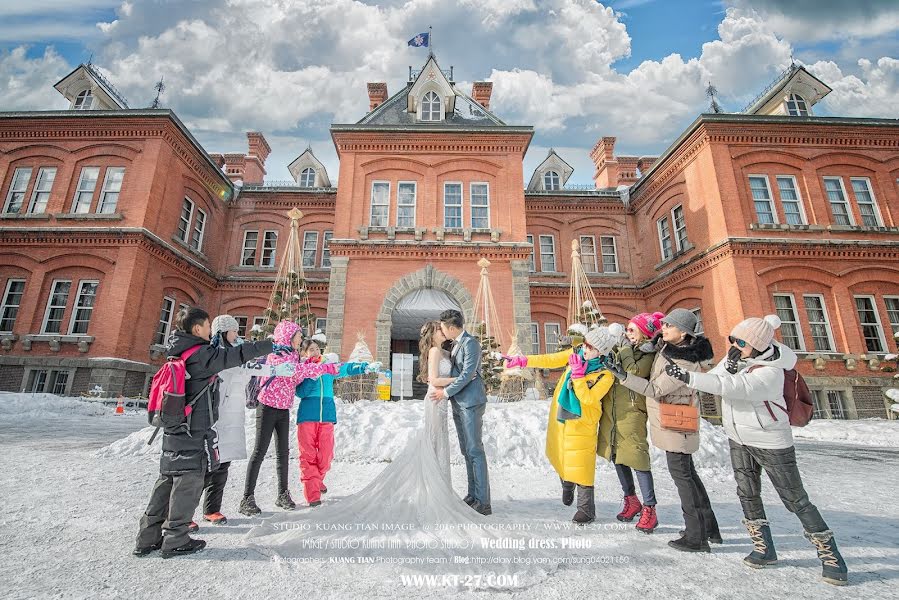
[527,149,574,191]
[742,64,832,115]
[54,63,129,109]
[287,147,331,187]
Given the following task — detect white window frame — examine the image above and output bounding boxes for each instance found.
[775,175,808,226]
[71,167,99,214]
[73,89,93,110]
[529,322,540,355]
[420,90,441,121]
[190,208,206,251]
[443,182,463,229]
[315,317,327,335]
[544,323,561,353]
[299,167,315,188]
[538,234,556,272]
[672,205,688,250]
[396,181,417,228]
[234,316,248,338]
[0,278,26,333]
[41,279,72,335]
[802,294,836,353]
[544,171,560,191]
[657,216,673,261]
[579,235,598,273]
[691,308,704,335]
[27,167,56,214]
[526,235,536,272]
[178,197,194,242]
[470,182,490,229]
[785,93,809,116]
[25,368,72,395]
[600,236,619,274]
[261,230,278,268]
[369,181,390,227]
[68,280,99,335]
[241,230,258,266]
[4,167,33,214]
[154,296,176,346]
[849,177,884,228]
[823,176,855,226]
[321,230,333,269]
[97,166,125,214]
[302,230,319,269]
[773,293,806,352]
[748,175,777,224]
[252,316,266,334]
[884,295,899,340]
[854,295,887,354]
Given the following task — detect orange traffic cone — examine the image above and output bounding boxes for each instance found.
[115,396,125,415]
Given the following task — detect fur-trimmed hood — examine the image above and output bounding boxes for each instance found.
[660,335,714,364]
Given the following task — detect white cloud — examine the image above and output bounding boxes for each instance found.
[0,46,70,111]
[727,0,899,43]
[810,57,899,118]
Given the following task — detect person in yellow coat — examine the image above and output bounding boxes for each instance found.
[505,327,616,524]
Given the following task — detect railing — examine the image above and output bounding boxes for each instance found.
[86,62,129,108]
[741,63,796,113]
[240,181,337,191]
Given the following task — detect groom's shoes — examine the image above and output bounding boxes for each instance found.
[471,501,492,516]
[463,495,476,507]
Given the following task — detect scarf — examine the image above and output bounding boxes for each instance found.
[557,348,604,422]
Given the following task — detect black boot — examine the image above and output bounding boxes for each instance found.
[668,536,711,553]
[679,528,723,544]
[743,519,777,568]
[805,530,848,585]
[132,540,162,557]
[238,494,261,516]
[462,495,476,506]
[160,538,206,559]
[572,485,595,525]
[275,490,296,510]
[561,481,575,507]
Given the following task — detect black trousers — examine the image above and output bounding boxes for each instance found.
[202,461,231,515]
[244,404,291,497]
[136,470,205,551]
[728,439,828,533]
[666,451,719,544]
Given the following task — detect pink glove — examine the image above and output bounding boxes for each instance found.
[321,363,339,376]
[568,352,587,379]
[504,355,528,369]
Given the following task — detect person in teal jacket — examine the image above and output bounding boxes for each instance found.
[295,339,378,506]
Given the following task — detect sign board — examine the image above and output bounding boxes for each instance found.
[391,353,414,400]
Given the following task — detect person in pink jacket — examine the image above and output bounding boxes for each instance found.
[239,320,337,516]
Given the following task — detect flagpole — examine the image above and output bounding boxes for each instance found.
[429,25,433,57]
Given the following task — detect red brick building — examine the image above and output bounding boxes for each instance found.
[1,60,897,419]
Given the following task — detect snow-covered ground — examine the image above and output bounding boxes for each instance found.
[1,392,898,599]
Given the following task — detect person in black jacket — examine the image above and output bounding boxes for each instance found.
[133,307,285,558]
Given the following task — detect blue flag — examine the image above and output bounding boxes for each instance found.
[408,32,429,48]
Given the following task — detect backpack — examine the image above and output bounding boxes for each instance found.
[749,365,814,427]
[147,345,214,444]
[245,356,277,409]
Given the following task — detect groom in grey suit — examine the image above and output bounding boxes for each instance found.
[432,309,492,515]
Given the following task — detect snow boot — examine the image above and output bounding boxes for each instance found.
[472,501,492,516]
[561,480,575,506]
[572,486,595,525]
[187,521,199,533]
[617,494,642,522]
[160,538,206,559]
[132,540,162,557]
[320,485,328,495]
[462,495,476,506]
[679,528,723,544]
[309,500,322,507]
[743,519,777,568]
[636,505,658,533]
[203,512,228,525]
[805,530,848,586]
[238,495,262,516]
[275,490,296,510]
[668,536,711,553]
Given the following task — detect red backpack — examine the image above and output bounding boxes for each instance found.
[147,345,214,443]
[749,366,814,427]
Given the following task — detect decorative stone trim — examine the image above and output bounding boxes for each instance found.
[55,213,124,221]
[0,213,51,220]
[653,242,696,271]
[750,223,826,232]
[827,224,899,234]
[0,333,18,351]
[22,334,94,353]
[326,240,531,261]
[170,235,210,262]
[149,344,168,360]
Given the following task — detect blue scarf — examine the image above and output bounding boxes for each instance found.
[557,348,604,422]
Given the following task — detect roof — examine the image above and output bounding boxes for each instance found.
[53,63,130,109]
[742,64,832,115]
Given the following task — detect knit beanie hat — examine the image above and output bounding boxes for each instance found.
[731,314,782,352]
[584,326,616,356]
[661,308,699,336]
[211,314,240,337]
[629,312,665,339]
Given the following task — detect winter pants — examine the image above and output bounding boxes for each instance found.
[201,461,231,515]
[298,421,335,504]
[666,451,719,544]
[136,469,205,551]
[728,439,828,533]
[562,480,595,519]
[244,404,290,498]
[615,463,657,506]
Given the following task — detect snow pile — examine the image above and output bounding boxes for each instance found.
[0,392,111,419]
[95,425,159,457]
[793,418,899,447]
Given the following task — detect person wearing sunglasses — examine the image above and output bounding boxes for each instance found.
[664,314,848,585]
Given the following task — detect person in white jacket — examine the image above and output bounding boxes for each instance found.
[665,315,848,586]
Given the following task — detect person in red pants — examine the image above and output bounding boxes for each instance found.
[294,339,377,506]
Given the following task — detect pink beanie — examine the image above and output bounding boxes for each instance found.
[630,312,665,339]
[731,315,782,351]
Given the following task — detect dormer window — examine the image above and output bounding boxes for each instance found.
[544,171,560,191]
[73,89,93,110]
[299,167,315,187]
[785,93,809,116]
[421,91,441,121]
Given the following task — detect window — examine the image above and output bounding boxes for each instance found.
[823,177,853,226]
[785,93,809,116]
[421,91,441,121]
[252,316,266,336]
[600,236,618,273]
[884,296,899,338]
[241,231,258,266]
[773,294,804,351]
[813,390,847,420]
[529,323,540,354]
[0,279,25,332]
[443,183,462,228]
[3,167,32,213]
[71,167,99,214]
[322,231,333,269]
[776,176,806,225]
[73,89,93,110]
[42,280,71,334]
[315,318,327,335]
[526,235,536,271]
[25,369,71,394]
[69,281,99,335]
[470,183,489,229]
[27,167,56,214]
[177,198,194,242]
[302,231,319,269]
[261,231,277,268]
[854,295,886,353]
[153,297,175,346]
[850,178,882,227]
[657,216,673,261]
[672,205,688,250]
[748,176,776,224]
[97,167,125,213]
[544,171,560,191]
[299,167,315,188]
[544,323,561,353]
[370,181,389,227]
[190,208,206,251]
[539,235,556,272]
[234,316,248,338]
[397,182,416,228]
[691,308,704,335]
[579,236,597,273]
[803,295,835,352]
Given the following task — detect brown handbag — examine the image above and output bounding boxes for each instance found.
[658,393,700,433]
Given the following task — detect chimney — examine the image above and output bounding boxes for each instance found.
[472,82,493,110]
[367,83,388,111]
[247,131,271,163]
[590,136,619,189]
[240,132,270,184]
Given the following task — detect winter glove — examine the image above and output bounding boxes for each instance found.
[604,356,627,380]
[272,362,296,377]
[321,363,340,376]
[272,343,293,355]
[726,346,742,374]
[568,352,587,379]
[663,356,691,384]
[504,355,528,369]
[364,361,382,374]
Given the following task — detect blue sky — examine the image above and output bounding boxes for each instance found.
[0,0,897,185]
